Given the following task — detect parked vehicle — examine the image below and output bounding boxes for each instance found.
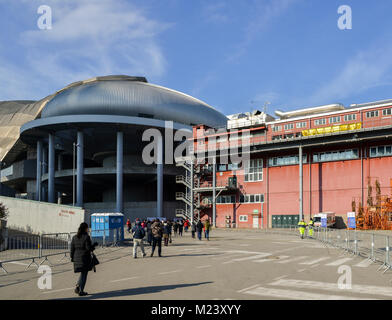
[313,212,336,228]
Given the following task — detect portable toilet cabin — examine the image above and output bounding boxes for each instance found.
[91,213,124,243]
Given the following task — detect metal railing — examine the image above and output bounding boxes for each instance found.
[0,227,123,274]
[266,226,392,273]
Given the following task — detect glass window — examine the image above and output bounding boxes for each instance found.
[386,146,392,155]
[370,147,377,157]
[250,195,255,203]
[378,146,385,155]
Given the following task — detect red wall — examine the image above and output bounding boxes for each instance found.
[207,152,392,229]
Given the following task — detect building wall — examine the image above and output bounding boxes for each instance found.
[211,152,392,229]
[0,195,85,234]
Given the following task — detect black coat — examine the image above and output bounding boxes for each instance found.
[70,233,96,273]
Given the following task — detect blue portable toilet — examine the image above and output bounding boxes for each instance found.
[91,213,124,243]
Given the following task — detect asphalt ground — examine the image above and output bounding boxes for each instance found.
[1,228,392,300]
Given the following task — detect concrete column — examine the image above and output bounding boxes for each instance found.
[157,133,163,217]
[48,133,55,203]
[76,131,84,207]
[212,159,216,227]
[299,145,303,221]
[190,161,194,224]
[36,140,42,201]
[116,132,124,213]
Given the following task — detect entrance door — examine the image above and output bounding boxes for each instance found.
[252,215,259,228]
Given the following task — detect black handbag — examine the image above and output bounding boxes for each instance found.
[91,253,100,272]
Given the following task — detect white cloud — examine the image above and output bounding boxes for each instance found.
[304,45,392,106]
[0,0,170,100]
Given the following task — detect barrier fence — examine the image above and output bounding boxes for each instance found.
[267,226,392,273]
[0,227,123,274]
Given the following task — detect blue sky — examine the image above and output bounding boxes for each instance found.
[0,0,392,116]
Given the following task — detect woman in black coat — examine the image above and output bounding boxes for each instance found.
[70,222,97,296]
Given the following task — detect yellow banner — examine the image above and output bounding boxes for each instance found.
[301,122,362,137]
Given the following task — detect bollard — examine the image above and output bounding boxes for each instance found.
[354,231,358,255]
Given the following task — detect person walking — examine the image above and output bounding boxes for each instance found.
[163,221,170,246]
[131,220,146,258]
[196,220,203,241]
[173,221,178,236]
[298,218,307,239]
[146,220,153,246]
[167,220,173,244]
[184,219,189,232]
[308,218,314,238]
[178,220,184,237]
[126,219,132,233]
[151,219,163,257]
[191,222,196,239]
[70,222,98,296]
[204,219,211,241]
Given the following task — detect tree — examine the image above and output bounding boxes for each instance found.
[0,202,8,220]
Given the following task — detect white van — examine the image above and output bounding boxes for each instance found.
[313,212,336,228]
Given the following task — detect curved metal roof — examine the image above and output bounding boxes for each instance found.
[0,100,45,162]
[41,76,227,128]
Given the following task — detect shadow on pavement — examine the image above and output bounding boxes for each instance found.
[57,281,213,300]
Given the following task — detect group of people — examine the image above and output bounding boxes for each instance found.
[297,218,314,239]
[70,217,212,296]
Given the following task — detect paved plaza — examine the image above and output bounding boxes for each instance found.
[1,229,392,300]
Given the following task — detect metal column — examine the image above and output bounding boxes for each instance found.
[48,133,55,203]
[76,131,84,208]
[157,133,163,217]
[36,140,42,201]
[190,161,194,224]
[116,132,124,214]
[212,158,216,227]
[299,145,303,221]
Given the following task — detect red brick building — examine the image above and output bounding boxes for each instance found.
[176,99,392,229]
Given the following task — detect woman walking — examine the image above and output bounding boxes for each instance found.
[70,222,97,296]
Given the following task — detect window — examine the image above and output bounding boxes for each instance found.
[239,194,264,203]
[329,116,341,124]
[284,123,294,130]
[383,108,392,116]
[314,119,326,126]
[366,110,379,118]
[216,195,235,204]
[272,135,283,140]
[296,122,307,128]
[239,215,248,222]
[228,163,240,171]
[268,155,307,167]
[312,149,359,162]
[344,114,357,121]
[272,125,282,132]
[245,159,263,182]
[370,145,392,157]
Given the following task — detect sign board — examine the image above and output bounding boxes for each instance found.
[321,214,327,228]
[252,209,259,215]
[347,212,356,229]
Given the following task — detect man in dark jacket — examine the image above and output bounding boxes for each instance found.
[151,219,163,257]
[71,222,97,296]
[131,220,146,258]
[196,220,204,240]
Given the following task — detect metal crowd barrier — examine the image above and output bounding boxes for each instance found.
[268,226,392,273]
[0,227,123,274]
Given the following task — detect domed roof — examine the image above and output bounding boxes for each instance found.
[41,75,227,128]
